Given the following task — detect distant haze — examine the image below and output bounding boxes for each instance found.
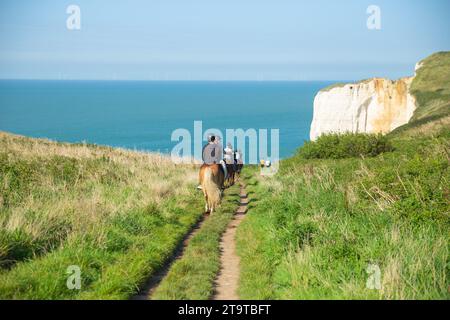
[0,0,449,81]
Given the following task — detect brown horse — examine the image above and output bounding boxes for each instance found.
[224,164,235,188]
[234,162,243,182]
[199,164,225,213]
[228,162,243,186]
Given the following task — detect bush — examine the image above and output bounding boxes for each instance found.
[359,137,449,222]
[298,133,393,159]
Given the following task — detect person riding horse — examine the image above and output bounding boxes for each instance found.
[224,143,239,186]
[199,135,227,189]
[198,135,225,212]
[202,135,221,165]
[235,149,243,173]
[198,138,244,213]
[224,143,233,165]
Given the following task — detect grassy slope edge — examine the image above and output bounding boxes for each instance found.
[0,132,204,299]
[391,51,450,137]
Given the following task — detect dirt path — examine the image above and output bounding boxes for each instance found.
[133,182,248,300]
[212,184,248,300]
[132,214,208,300]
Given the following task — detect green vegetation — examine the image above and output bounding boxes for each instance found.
[151,183,240,300]
[410,52,450,122]
[237,52,449,300]
[0,132,204,299]
[238,129,449,299]
[320,83,347,92]
[393,52,450,137]
[298,133,393,159]
[321,79,372,92]
[0,51,448,300]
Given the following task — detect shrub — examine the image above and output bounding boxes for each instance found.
[298,133,393,159]
[359,137,449,222]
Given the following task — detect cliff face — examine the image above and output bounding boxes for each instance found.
[310,77,417,141]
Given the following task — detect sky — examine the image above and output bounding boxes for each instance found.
[0,0,449,81]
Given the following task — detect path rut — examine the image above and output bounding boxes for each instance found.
[133,183,248,300]
[132,214,208,300]
[212,184,248,300]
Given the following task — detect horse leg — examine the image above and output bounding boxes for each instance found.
[203,191,210,213]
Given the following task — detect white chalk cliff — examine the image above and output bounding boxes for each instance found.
[310,73,419,141]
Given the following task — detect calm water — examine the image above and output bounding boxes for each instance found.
[0,80,333,159]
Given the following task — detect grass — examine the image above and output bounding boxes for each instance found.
[0,51,448,300]
[237,130,449,299]
[236,51,450,300]
[410,52,450,122]
[151,182,241,300]
[320,79,373,92]
[391,51,450,138]
[0,131,204,299]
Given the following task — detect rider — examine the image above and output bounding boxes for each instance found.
[224,143,236,180]
[234,149,240,172]
[238,150,243,164]
[215,136,227,181]
[202,134,220,164]
[224,143,234,165]
[198,135,226,189]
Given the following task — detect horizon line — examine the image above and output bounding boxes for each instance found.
[0,78,354,82]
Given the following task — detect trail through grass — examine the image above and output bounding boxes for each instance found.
[151,183,241,300]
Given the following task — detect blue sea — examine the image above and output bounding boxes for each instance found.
[0,80,334,159]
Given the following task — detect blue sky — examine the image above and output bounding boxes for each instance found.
[0,0,449,80]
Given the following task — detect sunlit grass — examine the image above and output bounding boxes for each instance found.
[0,131,203,299]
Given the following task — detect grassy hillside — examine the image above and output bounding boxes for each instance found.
[0,132,204,299]
[410,52,450,122]
[392,51,450,137]
[237,52,449,300]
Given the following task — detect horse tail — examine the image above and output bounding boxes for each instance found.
[202,167,222,211]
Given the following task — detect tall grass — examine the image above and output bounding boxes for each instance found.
[0,131,203,299]
[236,52,449,300]
[237,129,449,300]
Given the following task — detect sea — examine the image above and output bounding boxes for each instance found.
[0,80,335,160]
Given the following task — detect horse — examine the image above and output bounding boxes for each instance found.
[224,162,244,188]
[224,164,236,188]
[234,161,244,183]
[224,159,244,188]
[199,164,225,213]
